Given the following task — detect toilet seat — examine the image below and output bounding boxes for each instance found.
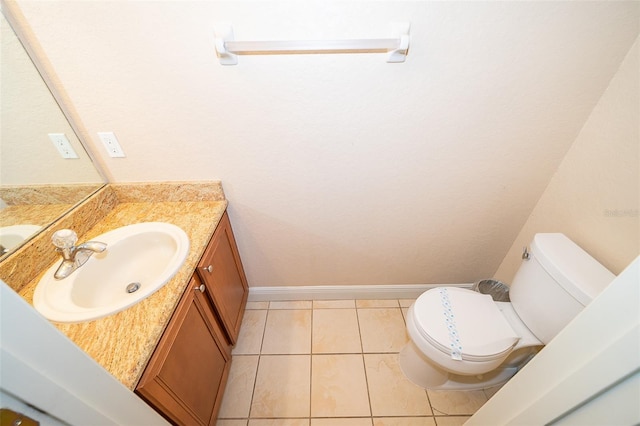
[411,287,520,362]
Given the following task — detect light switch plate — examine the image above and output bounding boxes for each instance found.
[48,133,79,159]
[98,132,126,158]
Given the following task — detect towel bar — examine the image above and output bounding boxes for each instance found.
[213,23,410,65]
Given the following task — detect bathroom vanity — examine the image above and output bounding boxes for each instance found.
[136,212,248,425]
[3,182,248,425]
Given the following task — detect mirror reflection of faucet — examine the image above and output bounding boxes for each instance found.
[52,229,107,279]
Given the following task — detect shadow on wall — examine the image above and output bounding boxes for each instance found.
[228,203,515,288]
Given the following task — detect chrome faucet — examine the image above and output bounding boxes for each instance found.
[51,229,107,279]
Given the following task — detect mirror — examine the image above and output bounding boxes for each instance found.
[0,12,105,259]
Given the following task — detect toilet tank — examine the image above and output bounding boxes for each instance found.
[509,233,615,344]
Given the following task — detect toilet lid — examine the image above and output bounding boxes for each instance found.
[412,287,520,361]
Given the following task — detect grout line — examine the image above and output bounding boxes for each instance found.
[244,306,270,419]
[425,384,435,417]
[309,307,314,419]
[355,300,374,418]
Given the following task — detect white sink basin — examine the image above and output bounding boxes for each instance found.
[0,224,42,253]
[34,222,190,323]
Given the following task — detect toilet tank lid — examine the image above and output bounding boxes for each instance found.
[531,233,616,305]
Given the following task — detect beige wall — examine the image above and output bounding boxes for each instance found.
[8,1,640,287]
[494,38,640,282]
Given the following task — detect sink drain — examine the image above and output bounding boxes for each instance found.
[126,282,141,293]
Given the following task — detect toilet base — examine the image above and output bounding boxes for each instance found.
[399,341,519,391]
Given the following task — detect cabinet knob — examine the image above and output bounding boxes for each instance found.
[195,284,205,293]
[201,265,213,273]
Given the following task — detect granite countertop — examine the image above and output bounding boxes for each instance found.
[12,182,227,390]
[0,204,71,228]
[0,184,103,231]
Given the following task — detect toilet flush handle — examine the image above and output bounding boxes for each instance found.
[522,246,531,260]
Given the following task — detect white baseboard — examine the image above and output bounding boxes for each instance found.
[247,283,473,302]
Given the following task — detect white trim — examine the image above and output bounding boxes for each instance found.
[0,281,167,425]
[247,283,473,301]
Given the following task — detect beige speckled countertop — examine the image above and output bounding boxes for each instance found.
[0,184,103,233]
[0,204,71,228]
[6,182,228,390]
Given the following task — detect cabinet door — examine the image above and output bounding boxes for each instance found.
[136,276,231,426]
[197,212,248,344]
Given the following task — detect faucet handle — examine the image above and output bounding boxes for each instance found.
[52,229,78,249]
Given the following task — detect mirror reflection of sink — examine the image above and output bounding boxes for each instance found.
[0,224,42,254]
[33,222,190,323]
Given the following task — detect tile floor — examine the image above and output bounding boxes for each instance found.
[217,299,499,426]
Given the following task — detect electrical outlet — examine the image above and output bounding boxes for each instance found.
[98,132,126,158]
[48,133,79,159]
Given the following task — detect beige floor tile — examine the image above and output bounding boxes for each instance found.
[233,310,267,355]
[313,299,356,309]
[312,309,362,353]
[218,355,259,418]
[365,353,431,417]
[427,390,488,415]
[312,418,373,425]
[433,416,471,426]
[249,419,310,426]
[262,309,312,354]
[217,420,248,426]
[311,354,371,417]
[358,308,409,353]
[398,299,416,308]
[373,418,436,426]
[246,301,269,310]
[250,355,311,418]
[356,300,399,308]
[270,300,313,309]
[225,298,491,425]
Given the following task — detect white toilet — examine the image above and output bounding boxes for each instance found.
[399,233,615,391]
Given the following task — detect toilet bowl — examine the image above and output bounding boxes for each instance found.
[399,233,616,391]
[400,288,542,390]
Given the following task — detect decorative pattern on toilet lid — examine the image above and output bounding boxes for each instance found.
[438,288,464,360]
[412,287,520,361]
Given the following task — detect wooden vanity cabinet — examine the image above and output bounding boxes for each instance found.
[196,212,249,345]
[136,274,231,425]
[135,211,249,425]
